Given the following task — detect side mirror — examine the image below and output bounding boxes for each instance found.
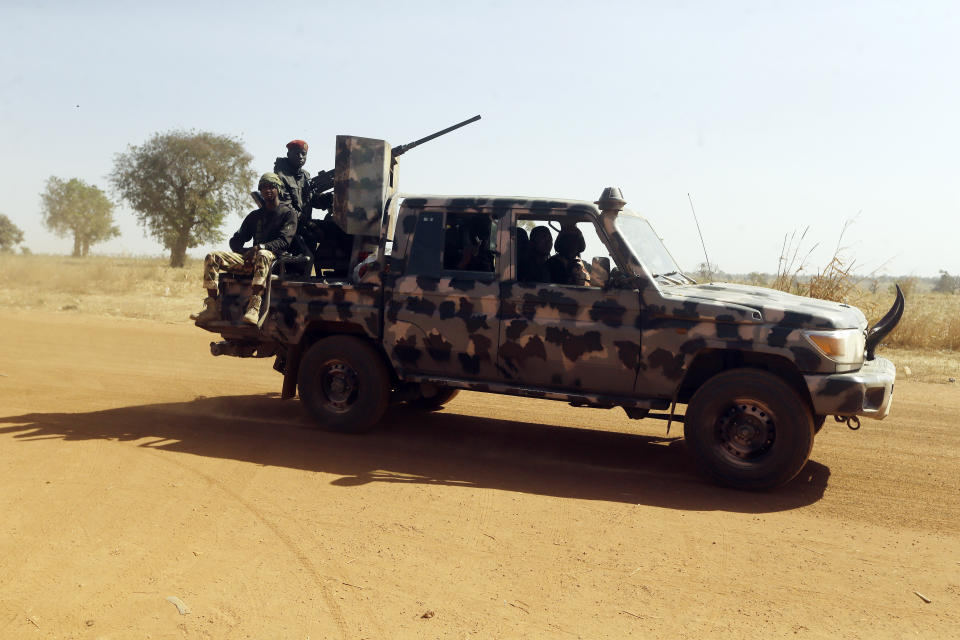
[591,256,610,288]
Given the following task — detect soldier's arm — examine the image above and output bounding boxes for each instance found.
[229,213,256,253]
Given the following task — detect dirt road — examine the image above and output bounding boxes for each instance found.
[0,311,957,639]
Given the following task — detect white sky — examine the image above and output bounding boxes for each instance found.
[1,0,957,276]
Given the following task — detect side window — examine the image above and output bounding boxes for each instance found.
[575,221,617,288]
[406,211,498,277]
[443,212,497,274]
[517,217,615,287]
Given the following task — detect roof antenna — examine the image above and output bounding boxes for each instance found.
[688,193,712,282]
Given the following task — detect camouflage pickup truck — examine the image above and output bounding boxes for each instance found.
[198,132,903,490]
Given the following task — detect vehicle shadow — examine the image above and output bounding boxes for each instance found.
[0,394,830,513]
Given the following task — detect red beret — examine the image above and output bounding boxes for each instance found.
[286,139,308,151]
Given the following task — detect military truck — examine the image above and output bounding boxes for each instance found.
[197,120,903,490]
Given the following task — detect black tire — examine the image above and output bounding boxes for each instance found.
[684,368,814,490]
[406,387,460,411]
[297,336,390,433]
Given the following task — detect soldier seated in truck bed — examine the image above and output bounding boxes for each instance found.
[193,173,297,325]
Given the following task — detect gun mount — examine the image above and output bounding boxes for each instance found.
[301,116,481,237]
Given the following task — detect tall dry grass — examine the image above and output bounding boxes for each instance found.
[865,291,960,351]
[769,219,959,352]
[772,218,879,302]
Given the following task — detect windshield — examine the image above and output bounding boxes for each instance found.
[614,211,685,280]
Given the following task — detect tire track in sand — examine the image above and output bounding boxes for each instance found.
[144,449,353,639]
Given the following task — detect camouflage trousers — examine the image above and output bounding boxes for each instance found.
[202,249,275,290]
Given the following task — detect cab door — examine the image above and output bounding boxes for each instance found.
[497,217,642,396]
[385,208,504,380]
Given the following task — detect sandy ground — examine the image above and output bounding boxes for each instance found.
[0,311,957,639]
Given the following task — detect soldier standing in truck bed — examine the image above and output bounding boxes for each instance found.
[192,173,298,325]
[274,139,312,222]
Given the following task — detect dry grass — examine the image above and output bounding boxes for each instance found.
[860,291,960,352]
[769,218,960,353]
[0,253,201,323]
[772,218,878,302]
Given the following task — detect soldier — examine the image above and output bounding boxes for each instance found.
[521,225,554,283]
[274,139,312,222]
[456,216,496,271]
[546,226,590,286]
[192,173,298,325]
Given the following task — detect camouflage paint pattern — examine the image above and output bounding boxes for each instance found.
[332,136,394,237]
[203,249,275,289]
[385,272,501,380]
[199,193,896,421]
[804,356,895,418]
[261,279,380,345]
[378,196,891,413]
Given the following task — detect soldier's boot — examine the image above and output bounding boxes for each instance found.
[242,294,262,325]
[191,297,220,323]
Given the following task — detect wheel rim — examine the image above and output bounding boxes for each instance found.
[712,399,776,466]
[319,359,359,413]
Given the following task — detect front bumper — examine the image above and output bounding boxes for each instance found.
[804,357,896,420]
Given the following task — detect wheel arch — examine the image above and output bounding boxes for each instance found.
[678,348,812,409]
[283,322,398,396]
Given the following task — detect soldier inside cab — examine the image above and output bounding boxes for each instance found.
[546,225,590,286]
[443,214,496,272]
[517,225,553,283]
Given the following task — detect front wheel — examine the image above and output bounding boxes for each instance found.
[297,336,390,433]
[684,368,814,490]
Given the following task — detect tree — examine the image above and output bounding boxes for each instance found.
[0,214,25,252]
[110,130,255,267]
[696,262,720,282]
[39,177,119,257]
[933,270,959,294]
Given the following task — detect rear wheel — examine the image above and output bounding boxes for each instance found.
[684,368,814,490]
[297,336,390,433]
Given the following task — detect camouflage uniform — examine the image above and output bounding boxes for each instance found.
[203,249,276,289]
[202,203,297,289]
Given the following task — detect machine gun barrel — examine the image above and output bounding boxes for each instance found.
[392,114,481,158]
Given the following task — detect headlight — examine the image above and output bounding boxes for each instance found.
[803,329,865,366]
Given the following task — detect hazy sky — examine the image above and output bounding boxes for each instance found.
[2,0,957,277]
